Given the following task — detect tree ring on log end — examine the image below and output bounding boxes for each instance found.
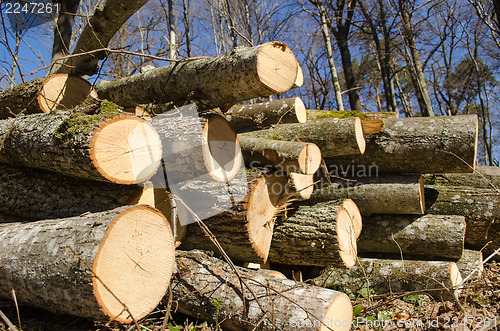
[90,115,162,184]
[247,172,288,262]
[38,74,98,113]
[319,292,353,331]
[92,205,175,323]
[298,143,322,175]
[294,97,307,123]
[336,207,358,268]
[341,199,362,239]
[257,42,298,93]
[354,117,366,155]
[203,114,242,182]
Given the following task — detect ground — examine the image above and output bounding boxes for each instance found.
[0,261,498,331]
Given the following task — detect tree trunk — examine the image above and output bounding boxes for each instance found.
[356,214,465,261]
[309,174,425,215]
[225,97,307,132]
[268,200,359,268]
[179,171,288,263]
[239,117,366,157]
[52,0,150,76]
[173,249,353,331]
[51,0,80,61]
[325,115,478,174]
[425,184,500,258]
[312,255,477,300]
[0,205,175,323]
[96,42,299,111]
[423,165,500,189]
[335,32,362,111]
[239,137,321,175]
[0,111,162,184]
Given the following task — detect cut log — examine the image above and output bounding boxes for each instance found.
[425,184,500,258]
[0,205,175,323]
[0,163,140,220]
[124,106,151,120]
[0,75,98,118]
[150,109,242,183]
[225,97,307,131]
[293,63,304,87]
[173,250,353,331]
[0,110,162,184]
[312,256,475,300]
[179,171,288,263]
[456,249,484,279]
[287,172,315,199]
[309,174,425,215]
[356,214,466,261]
[325,115,478,174]
[361,119,384,134]
[268,200,358,268]
[239,136,321,175]
[423,165,500,189]
[96,42,299,111]
[239,117,366,157]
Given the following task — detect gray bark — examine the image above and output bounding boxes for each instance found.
[96,42,298,111]
[52,0,80,61]
[0,78,44,119]
[173,250,353,331]
[325,115,478,174]
[356,214,466,261]
[423,165,500,189]
[239,117,365,157]
[309,174,424,215]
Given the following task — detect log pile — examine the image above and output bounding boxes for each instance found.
[0,38,497,330]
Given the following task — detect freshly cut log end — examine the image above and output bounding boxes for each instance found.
[256,42,298,93]
[289,172,314,199]
[93,205,175,323]
[320,294,352,331]
[361,119,384,135]
[90,115,162,184]
[293,63,304,88]
[336,207,358,269]
[448,262,463,296]
[38,74,98,113]
[418,175,426,214]
[354,117,366,154]
[341,199,362,239]
[247,172,289,260]
[298,143,322,174]
[203,114,243,181]
[294,97,307,123]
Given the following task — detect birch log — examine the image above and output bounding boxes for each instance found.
[173,250,353,331]
[309,174,425,215]
[0,110,162,184]
[356,214,466,261]
[225,97,307,131]
[326,115,478,174]
[268,200,359,268]
[239,117,366,157]
[96,42,299,111]
[0,205,175,323]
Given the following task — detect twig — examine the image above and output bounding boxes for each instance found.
[159,284,173,331]
[0,308,18,331]
[10,290,21,331]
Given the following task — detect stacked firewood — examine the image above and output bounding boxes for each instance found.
[0,41,497,330]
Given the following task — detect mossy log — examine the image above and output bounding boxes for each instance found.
[309,174,425,215]
[173,250,353,331]
[225,97,307,131]
[423,165,500,189]
[357,214,465,261]
[425,184,500,258]
[268,200,359,268]
[179,171,288,263]
[325,115,478,174]
[312,256,474,300]
[238,136,321,175]
[96,42,298,111]
[0,205,175,323]
[0,110,162,184]
[0,75,98,119]
[239,117,366,157]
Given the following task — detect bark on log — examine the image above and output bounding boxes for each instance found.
[423,165,500,189]
[239,136,321,175]
[0,163,140,220]
[239,117,366,157]
[150,109,242,183]
[0,205,175,323]
[312,256,474,300]
[179,171,288,263]
[268,200,359,268]
[309,174,425,215]
[325,115,478,174]
[96,42,299,111]
[425,184,500,258]
[0,110,162,184]
[356,214,465,261]
[225,97,307,131]
[173,250,353,331]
